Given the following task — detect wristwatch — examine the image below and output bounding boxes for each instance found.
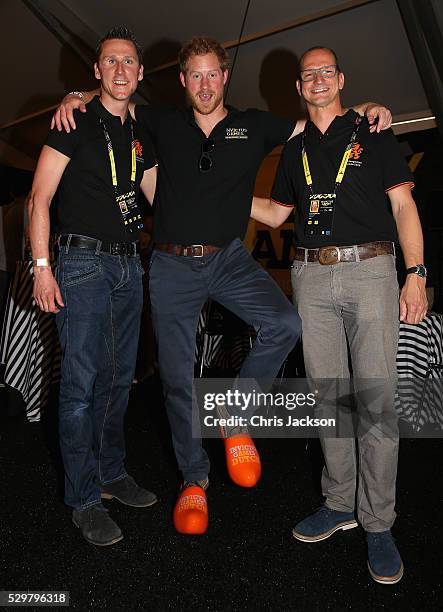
[406,264,427,278]
[68,90,84,100]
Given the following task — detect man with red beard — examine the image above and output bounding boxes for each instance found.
[52,36,391,535]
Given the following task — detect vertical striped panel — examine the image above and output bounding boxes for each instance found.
[0,261,61,422]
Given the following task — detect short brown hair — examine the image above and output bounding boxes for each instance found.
[178,36,230,72]
[96,26,143,65]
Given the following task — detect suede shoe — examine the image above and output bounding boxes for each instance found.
[72,503,123,546]
[292,505,358,542]
[100,475,158,507]
[173,478,209,535]
[367,530,404,584]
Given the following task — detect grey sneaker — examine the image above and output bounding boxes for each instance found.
[100,475,158,507]
[72,503,123,546]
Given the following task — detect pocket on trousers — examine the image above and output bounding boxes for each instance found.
[62,257,102,286]
[291,262,306,278]
[359,255,396,280]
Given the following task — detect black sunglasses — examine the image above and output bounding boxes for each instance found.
[199,138,215,173]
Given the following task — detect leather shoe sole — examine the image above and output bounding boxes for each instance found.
[367,560,404,585]
[292,519,358,542]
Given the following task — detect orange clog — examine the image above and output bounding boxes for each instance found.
[224,434,261,487]
[173,485,208,535]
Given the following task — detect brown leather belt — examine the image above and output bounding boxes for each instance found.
[294,241,394,265]
[154,243,222,257]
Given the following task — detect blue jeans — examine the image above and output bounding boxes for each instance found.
[149,238,301,482]
[56,237,143,510]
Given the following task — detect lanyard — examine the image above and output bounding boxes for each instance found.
[100,118,137,198]
[301,115,362,195]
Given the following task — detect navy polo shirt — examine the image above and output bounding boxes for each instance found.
[271,110,414,248]
[46,97,156,242]
[135,104,294,247]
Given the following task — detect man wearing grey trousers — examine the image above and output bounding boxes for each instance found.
[251,46,428,584]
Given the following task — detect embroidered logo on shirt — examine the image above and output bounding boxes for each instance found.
[348,143,364,167]
[225,127,248,139]
[134,139,144,162]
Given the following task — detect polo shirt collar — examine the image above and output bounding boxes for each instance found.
[306,108,360,136]
[89,96,131,127]
[185,104,240,130]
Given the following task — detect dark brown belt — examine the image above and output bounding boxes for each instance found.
[294,241,394,265]
[154,243,222,257]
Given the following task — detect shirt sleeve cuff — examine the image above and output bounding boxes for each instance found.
[271,198,295,208]
[385,181,415,193]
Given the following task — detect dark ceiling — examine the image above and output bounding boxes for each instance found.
[0,0,435,170]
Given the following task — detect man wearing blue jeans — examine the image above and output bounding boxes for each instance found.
[252,47,428,584]
[29,27,157,546]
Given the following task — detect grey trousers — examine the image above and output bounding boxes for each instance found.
[292,254,400,532]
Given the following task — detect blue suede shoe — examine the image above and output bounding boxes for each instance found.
[367,531,404,584]
[292,505,358,542]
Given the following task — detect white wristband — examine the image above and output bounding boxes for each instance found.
[33,258,50,267]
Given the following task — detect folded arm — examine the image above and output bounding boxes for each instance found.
[389,184,428,324]
[28,146,70,312]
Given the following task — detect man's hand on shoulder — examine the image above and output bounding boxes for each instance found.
[352,102,392,133]
[365,103,392,133]
[51,90,98,133]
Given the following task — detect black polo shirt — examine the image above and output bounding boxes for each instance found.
[135,104,294,246]
[271,110,414,248]
[46,97,156,242]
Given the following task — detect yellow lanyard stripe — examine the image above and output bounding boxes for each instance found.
[336,147,351,185]
[131,144,136,183]
[302,150,312,186]
[109,148,117,186]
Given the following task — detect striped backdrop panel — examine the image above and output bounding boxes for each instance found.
[0,261,61,422]
[395,313,443,431]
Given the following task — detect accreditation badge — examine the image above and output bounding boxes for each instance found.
[115,190,143,231]
[305,193,336,237]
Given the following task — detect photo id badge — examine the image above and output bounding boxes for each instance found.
[116,190,143,231]
[305,193,336,237]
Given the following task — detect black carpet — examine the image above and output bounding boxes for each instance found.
[1,379,442,611]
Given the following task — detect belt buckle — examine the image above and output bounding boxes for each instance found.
[111,243,120,256]
[184,244,204,257]
[318,246,340,265]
